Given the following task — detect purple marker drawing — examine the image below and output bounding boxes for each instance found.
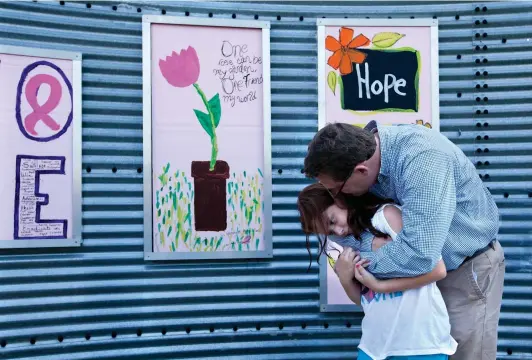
[15,60,73,143]
[13,155,68,240]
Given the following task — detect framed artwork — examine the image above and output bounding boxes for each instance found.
[317,19,440,312]
[0,45,82,249]
[142,15,273,261]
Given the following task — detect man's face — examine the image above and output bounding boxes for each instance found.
[317,169,373,197]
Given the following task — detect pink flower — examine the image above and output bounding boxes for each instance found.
[159,46,200,88]
[242,235,251,245]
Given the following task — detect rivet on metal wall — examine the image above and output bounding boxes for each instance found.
[30,338,36,345]
[457,92,462,98]
[111,331,117,338]
[279,323,284,330]
[484,135,489,140]
[475,20,480,25]
[301,323,307,329]
[136,329,142,337]
[162,328,167,335]
[256,324,261,330]
[504,193,509,198]
[300,16,304,21]
[85,333,91,340]
[277,15,281,20]
[476,135,482,140]
[86,3,91,9]
[209,12,213,17]
[185,11,190,16]
[60,1,65,5]
[232,13,236,19]
[137,8,141,13]
[278,169,283,174]
[58,335,64,343]
[86,167,92,173]
[502,38,507,43]
[457,54,462,60]
[455,15,460,20]
[112,5,117,11]
[482,6,488,12]
[210,326,214,332]
[162,9,166,15]
[186,327,191,334]
[484,161,490,166]
[112,167,117,173]
[1,340,6,348]
[254,14,259,20]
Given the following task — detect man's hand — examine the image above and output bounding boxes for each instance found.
[334,248,359,284]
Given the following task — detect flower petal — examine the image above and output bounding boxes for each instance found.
[327,50,343,70]
[348,34,370,49]
[339,27,354,47]
[339,54,353,75]
[347,49,367,64]
[325,36,341,52]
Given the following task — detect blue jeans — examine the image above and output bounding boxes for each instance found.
[358,349,448,360]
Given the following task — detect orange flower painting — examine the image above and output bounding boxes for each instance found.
[325,27,370,75]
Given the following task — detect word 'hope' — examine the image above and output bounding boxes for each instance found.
[355,63,407,104]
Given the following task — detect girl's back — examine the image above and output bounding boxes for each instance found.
[358,204,457,360]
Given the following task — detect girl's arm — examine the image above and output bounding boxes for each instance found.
[339,277,362,306]
[356,259,446,294]
[356,205,447,293]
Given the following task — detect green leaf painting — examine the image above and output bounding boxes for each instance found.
[372,32,405,48]
[208,93,222,128]
[327,70,337,95]
[193,109,214,138]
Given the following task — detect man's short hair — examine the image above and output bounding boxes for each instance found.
[303,123,376,181]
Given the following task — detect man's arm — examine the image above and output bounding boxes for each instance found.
[360,150,457,278]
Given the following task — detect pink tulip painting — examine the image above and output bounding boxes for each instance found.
[159,46,222,172]
[159,47,200,88]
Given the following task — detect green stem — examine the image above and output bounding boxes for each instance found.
[193,83,218,171]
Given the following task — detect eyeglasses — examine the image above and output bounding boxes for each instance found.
[321,170,353,199]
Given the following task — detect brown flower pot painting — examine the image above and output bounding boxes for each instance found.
[191,160,229,231]
[159,46,229,232]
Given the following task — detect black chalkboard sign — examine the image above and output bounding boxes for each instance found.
[340,49,419,112]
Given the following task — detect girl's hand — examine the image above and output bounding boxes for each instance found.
[354,260,383,293]
[334,248,359,284]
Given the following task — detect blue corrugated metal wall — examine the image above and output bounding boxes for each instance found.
[0,1,530,359]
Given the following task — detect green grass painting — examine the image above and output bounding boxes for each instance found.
[155,163,264,253]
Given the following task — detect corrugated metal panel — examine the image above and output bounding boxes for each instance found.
[0,1,530,359]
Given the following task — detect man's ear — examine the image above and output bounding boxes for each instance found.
[354,163,369,175]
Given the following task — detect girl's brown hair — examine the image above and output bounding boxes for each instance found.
[296,183,392,271]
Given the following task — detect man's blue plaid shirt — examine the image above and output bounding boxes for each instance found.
[331,124,499,279]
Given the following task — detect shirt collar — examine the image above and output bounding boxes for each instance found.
[375,124,390,179]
